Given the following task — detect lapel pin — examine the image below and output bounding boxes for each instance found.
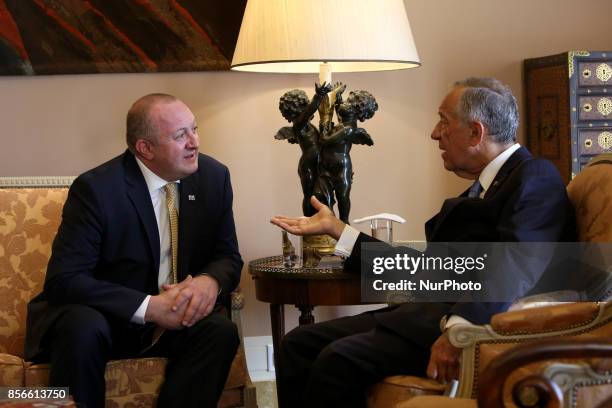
[188,194,196,201]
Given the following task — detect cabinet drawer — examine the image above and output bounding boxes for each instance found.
[578,61,612,87]
[578,129,612,155]
[578,95,612,121]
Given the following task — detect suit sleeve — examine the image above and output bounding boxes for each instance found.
[44,177,147,321]
[450,159,575,323]
[344,232,423,277]
[195,168,243,296]
[344,233,380,272]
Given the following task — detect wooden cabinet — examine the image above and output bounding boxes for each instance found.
[524,51,612,184]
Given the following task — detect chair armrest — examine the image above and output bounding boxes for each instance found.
[447,323,492,398]
[477,338,612,408]
[490,303,600,335]
[446,302,612,399]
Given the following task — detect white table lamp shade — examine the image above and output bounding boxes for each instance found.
[231,0,421,73]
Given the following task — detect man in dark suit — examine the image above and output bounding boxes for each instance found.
[25,94,243,408]
[271,78,575,407]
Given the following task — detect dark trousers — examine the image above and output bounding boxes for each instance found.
[277,310,432,408]
[42,304,239,408]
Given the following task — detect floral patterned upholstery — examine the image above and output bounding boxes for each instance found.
[0,353,24,387]
[0,188,66,358]
[0,181,256,407]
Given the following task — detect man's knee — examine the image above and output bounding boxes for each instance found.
[311,337,369,380]
[280,324,313,357]
[312,342,345,372]
[215,316,239,348]
[192,313,239,351]
[51,305,112,352]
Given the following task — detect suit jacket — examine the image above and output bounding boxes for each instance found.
[25,151,243,359]
[344,147,576,346]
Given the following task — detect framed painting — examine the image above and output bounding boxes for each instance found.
[0,0,247,75]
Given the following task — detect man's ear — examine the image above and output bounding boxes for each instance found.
[135,139,154,161]
[469,121,486,146]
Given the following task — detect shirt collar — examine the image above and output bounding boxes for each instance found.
[478,143,521,194]
[135,156,180,193]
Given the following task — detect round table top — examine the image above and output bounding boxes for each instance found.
[249,255,356,280]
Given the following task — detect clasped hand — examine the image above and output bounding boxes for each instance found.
[146,274,219,330]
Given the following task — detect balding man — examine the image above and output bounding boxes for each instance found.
[26,94,243,408]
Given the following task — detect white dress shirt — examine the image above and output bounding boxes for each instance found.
[477,143,521,198]
[131,157,180,324]
[335,143,521,328]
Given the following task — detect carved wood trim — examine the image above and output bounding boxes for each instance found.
[0,176,75,188]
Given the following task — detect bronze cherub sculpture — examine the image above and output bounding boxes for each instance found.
[276,82,378,224]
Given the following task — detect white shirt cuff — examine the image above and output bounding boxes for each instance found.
[131,295,151,324]
[334,225,360,257]
[445,314,473,329]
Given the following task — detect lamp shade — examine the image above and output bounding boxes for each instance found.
[231,0,420,73]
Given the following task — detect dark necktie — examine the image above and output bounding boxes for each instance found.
[467,180,483,198]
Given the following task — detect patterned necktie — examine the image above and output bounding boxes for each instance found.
[164,183,179,284]
[143,183,179,353]
[467,180,483,198]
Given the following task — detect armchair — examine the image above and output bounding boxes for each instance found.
[0,176,257,407]
[479,338,612,408]
[397,338,612,408]
[367,154,612,407]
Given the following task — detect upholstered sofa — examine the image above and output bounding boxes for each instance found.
[0,176,257,407]
[367,154,612,407]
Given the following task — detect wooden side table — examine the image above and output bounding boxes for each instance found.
[249,256,362,376]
